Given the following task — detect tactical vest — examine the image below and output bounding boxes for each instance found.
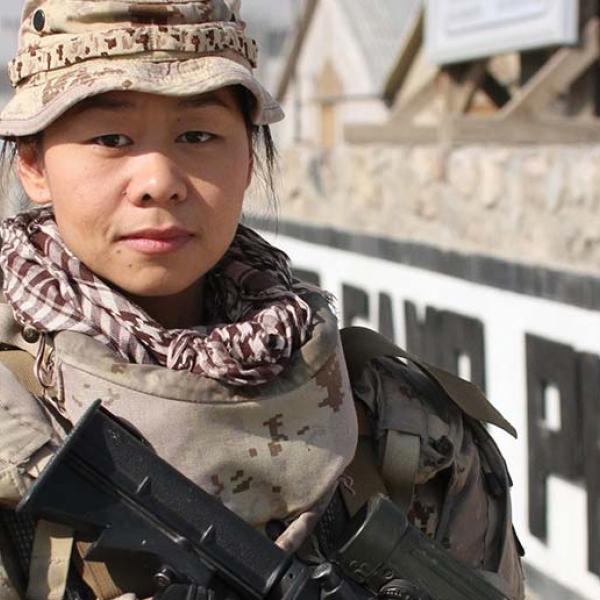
[0,307,525,600]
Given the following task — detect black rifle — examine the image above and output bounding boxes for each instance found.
[17,401,507,600]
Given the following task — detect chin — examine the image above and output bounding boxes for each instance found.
[111,275,192,297]
[129,283,195,298]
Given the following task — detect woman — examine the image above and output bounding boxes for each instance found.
[0,1,524,599]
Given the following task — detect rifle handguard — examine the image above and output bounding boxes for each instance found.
[331,495,508,600]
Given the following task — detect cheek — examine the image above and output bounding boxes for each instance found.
[44,153,117,227]
[192,145,251,210]
[48,181,116,263]
[186,153,249,268]
[51,185,111,230]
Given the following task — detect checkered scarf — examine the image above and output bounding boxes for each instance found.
[0,207,317,386]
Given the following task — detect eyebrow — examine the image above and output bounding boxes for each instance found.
[68,96,136,117]
[68,92,232,118]
[177,93,232,110]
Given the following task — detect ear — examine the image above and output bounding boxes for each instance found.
[16,142,52,205]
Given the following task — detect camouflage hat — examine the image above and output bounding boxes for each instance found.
[0,0,284,137]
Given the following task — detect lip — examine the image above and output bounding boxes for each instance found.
[118,227,193,255]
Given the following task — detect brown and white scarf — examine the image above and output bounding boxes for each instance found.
[0,207,321,386]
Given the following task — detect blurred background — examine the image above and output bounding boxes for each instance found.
[245,2,600,599]
[2,1,599,599]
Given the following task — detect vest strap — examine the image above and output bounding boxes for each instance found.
[340,436,388,517]
[0,349,74,600]
[0,302,38,356]
[0,350,43,398]
[340,327,517,438]
[382,431,420,511]
[26,521,73,600]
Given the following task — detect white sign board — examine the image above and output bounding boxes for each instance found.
[426,0,579,64]
[256,225,600,600]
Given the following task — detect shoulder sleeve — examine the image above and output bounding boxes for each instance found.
[0,362,55,508]
[352,356,525,600]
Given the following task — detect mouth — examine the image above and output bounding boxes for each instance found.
[118,227,193,255]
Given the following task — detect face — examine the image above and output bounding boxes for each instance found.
[17,88,253,303]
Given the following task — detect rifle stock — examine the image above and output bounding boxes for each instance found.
[17,401,324,600]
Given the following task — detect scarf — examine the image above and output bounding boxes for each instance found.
[0,207,319,386]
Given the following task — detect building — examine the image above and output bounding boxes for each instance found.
[275,0,422,148]
[241,0,295,96]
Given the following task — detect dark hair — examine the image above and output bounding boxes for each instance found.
[0,133,41,164]
[235,85,279,218]
[0,134,42,215]
[0,85,280,216]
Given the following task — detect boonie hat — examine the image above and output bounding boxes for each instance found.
[0,0,284,137]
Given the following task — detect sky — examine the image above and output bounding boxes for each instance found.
[241,0,296,29]
[0,1,23,65]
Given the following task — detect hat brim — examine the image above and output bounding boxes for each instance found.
[0,55,284,137]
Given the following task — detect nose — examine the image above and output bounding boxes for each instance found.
[125,153,188,206]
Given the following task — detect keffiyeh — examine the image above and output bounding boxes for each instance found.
[0,207,319,386]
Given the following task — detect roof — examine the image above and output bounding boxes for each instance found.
[276,0,318,100]
[342,0,422,90]
[276,0,422,100]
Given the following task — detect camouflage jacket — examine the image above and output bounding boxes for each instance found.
[350,354,525,599]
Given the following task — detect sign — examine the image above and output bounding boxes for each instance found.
[426,0,579,64]
[255,219,600,600]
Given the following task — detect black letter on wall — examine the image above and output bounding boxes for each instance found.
[525,335,583,542]
[293,268,321,287]
[378,293,395,342]
[580,353,600,576]
[342,285,370,328]
[404,302,486,391]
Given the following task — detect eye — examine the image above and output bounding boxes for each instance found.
[92,134,132,148]
[176,131,214,144]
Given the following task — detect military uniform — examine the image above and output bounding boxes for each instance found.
[0,301,525,599]
[0,291,360,599]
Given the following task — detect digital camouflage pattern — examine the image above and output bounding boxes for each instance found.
[50,291,358,535]
[0,361,54,509]
[0,0,284,136]
[0,297,526,599]
[0,287,358,599]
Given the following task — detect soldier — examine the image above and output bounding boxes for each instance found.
[0,1,525,599]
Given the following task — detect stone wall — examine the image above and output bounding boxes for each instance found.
[247,144,600,275]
